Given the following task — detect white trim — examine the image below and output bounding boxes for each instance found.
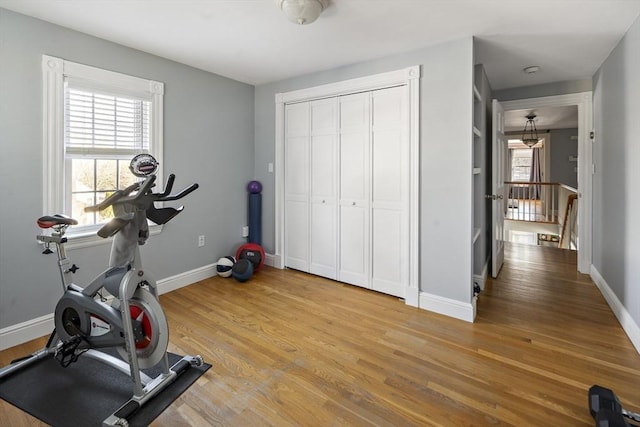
[156,263,216,295]
[0,314,54,351]
[264,252,281,268]
[419,291,476,323]
[406,65,421,308]
[274,66,420,307]
[591,265,640,354]
[63,59,162,98]
[274,95,285,269]
[502,92,593,274]
[41,224,163,250]
[278,66,420,104]
[0,263,215,351]
[42,55,65,222]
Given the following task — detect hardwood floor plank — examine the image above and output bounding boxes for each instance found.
[2,242,640,426]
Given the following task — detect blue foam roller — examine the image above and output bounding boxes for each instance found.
[248,193,261,245]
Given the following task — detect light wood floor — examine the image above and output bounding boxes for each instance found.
[2,243,640,426]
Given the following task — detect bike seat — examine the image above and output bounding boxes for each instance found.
[37,214,78,229]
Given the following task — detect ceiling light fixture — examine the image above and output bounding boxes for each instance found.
[276,0,328,25]
[521,114,540,148]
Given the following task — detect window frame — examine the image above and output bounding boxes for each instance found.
[42,55,164,248]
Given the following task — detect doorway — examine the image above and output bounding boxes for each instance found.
[499,92,592,274]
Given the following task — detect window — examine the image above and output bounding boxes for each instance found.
[42,55,164,242]
[510,148,532,181]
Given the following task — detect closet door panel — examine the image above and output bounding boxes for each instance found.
[372,130,403,204]
[285,200,309,271]
[339,133,367,200]
[310,201,336,278]
[338,93,370,288]
[284,103,310,271]
[310,133,335,199]
[370,86,408,296]
[371,209,405,297]
[309,99,338,279]
[286,103,310,134]
[339,204,369,287]
[286,135,309,197]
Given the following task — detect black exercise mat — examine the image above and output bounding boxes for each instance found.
[0,350,210,426]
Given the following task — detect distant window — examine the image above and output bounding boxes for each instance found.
[42,55,164,240]
[511,148,532,181]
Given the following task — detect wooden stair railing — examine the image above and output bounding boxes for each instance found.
[559,193,578,248]
[504,181,560,223]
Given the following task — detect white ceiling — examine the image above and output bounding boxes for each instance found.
[1,0,640,90]
[505,105,578,133]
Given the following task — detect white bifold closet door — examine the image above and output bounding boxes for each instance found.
[284,85,408,299]
[309,98,338,279]
[284,99,338,278]
[369,87,409,298]
[338,92,370,287]
[284,102,310,272]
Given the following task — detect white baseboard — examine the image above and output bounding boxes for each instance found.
[472,259,489,292]
[419,291,475,323]
[157,263,216,295]
[265,252,282,268]
[0,263,217,351]
[590,265,640,354]
[405,286,420,308]
[0,314,55,351]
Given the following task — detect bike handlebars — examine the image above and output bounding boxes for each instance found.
[85,174,198,213]
[156,180,199,202]
[84,181,143,212]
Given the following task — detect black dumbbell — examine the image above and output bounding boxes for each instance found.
[595,408,630,427]
[589,385,640,426]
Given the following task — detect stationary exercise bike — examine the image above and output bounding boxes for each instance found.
[0,154,203,427]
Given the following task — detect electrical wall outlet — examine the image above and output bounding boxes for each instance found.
[198,235,205,247]
[242,226,249,238]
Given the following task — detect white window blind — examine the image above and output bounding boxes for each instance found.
[65,86,151,156]
[64,84,154,227]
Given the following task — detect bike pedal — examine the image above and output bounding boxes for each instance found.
[55,335,85,367]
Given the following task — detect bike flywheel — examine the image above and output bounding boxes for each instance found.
[116,288,169,369]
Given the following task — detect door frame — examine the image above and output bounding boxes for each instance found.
[501,92,593,274]
[274,65,421,306]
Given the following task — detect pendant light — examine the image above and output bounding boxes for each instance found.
[276,0,328,25]
[521,114,540,148]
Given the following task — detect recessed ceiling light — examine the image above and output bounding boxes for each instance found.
[523,66,541,74]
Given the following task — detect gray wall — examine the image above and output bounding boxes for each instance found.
[0,9,255,328]
[592,14,640,326]
[549,128,578,188]
[255,38,475,304]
